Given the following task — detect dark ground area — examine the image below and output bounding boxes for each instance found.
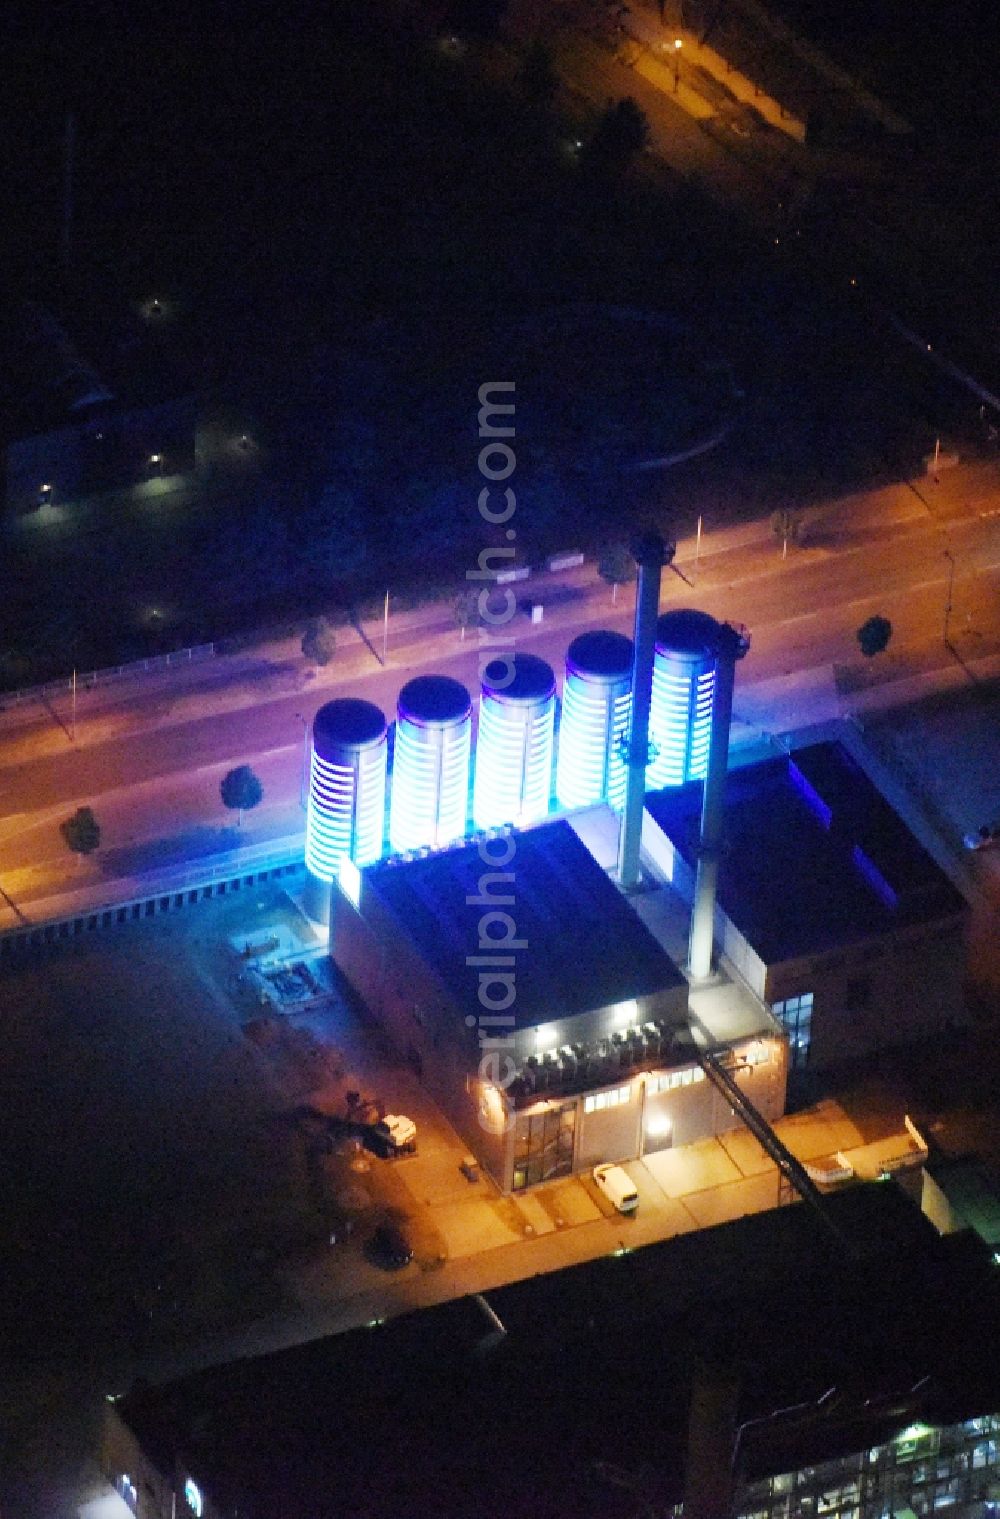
[0,884,395,1514]
[0,0,978,684]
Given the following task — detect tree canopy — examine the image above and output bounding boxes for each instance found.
[221,765,264,824]
[857,614,892,657]
[582,97,650,177]
[301,616,337,666]
[61,806,101,858]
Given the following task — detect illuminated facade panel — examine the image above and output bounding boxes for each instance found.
[556,631,633,812]
[305,699,387,882]
[473,654,555,831]
[648,610,719,789]
[389,675,472,853]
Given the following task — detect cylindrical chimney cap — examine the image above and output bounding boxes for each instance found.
[632,530,671,567]
[567,630,634,680]
[312,698,387,758]
[656,608,723,657]
[398,674,472,726]
[482,652,555,702]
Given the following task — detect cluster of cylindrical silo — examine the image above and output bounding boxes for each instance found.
[303,605,741,913]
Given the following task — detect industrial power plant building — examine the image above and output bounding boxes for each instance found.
[307,538,968,1177]
[329,818,786,1193]
[642,740,969,1070]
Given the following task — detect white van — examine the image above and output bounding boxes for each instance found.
[592,1162,639,1213]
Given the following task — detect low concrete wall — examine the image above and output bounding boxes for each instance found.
[0,859,303,962]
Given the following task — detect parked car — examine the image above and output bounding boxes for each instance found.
[364,1113,417,1159]
[369,1221,413,1270]
[592,1162,639,1213]
[964,823,1000,851]
[383,1114,417,1152]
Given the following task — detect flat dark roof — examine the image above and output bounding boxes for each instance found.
[645,741,966,963]
[116,1186,1000,1519]
[365,818,685,1027]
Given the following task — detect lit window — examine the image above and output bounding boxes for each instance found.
[772,993,814,1069]
[649,1066,704,1093]
[584,1084,632,1114]
[615,999,639,1028]
[184,1477,204,1517]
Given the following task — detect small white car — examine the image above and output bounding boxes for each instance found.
[592,1162,639,1213]
[383,1114,417,1152]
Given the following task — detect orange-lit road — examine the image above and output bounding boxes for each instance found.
[0,462,998,925]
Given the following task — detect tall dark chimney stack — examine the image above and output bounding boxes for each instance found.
[687,622,750,979]
[617,531,673,889]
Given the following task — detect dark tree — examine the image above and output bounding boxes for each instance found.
[598,543,637,603]
[221,765,263,826]
[857,615,892,658]
[444,0,508,35]
[294,482,368,588]
[582,98,650,177]
[61,806,101,860]
[301,616,337,667]
[203,505,292,609]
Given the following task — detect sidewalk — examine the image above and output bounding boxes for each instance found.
[622,0,807,142]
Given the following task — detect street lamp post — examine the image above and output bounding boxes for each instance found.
[673,37,683,91]
[296,713,309,810]
[943,549,956,647]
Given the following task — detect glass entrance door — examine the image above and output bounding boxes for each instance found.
[512,1103,576,1191]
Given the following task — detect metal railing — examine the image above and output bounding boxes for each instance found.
[0,643,217,709]
[0,839,306,960]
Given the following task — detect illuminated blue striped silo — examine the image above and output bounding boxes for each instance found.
[648,610,719,788]
[556,630,633,811]
[389,675,472,853]
[473,653,556,830]
[305,699,388,883]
